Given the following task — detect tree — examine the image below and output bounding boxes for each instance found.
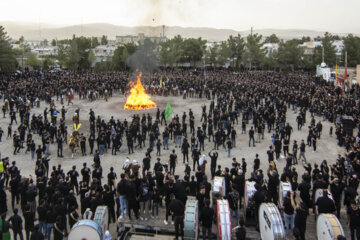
[342,34,360,67]
[0,26,18,73]
[19,36,24,43]
[91,37,100,48]
[277,39,304,71]
[101,35,108,45]
[217,41,232,66]
[206,43,219,67]
[182,38,206,67]
[243,33,265,70]
[94,61,112,72]
[264,34,280,43]
[51,39,57,46]
[227,34,245,68]
[63,36,92,69]
[42,55,55,69]
[321,32,337,67]
[160,35,184,67]
[25,53,41,69]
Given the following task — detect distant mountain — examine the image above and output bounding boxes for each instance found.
[0,22,353,42]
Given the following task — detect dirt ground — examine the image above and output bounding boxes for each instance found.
[0,92,348,239]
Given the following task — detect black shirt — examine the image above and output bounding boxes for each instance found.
[347,207,360,228]
[143,157,151,168]
[169,199,185,216]
[200,207,214,228]
[294,208,308,229]
[236,227,246,240]
[316,196,335,214]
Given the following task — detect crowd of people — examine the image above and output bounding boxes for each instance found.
[0,69,359,240]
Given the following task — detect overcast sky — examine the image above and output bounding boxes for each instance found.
[1,0,360,33]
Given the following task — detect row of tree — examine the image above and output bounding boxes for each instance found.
[2,25,360,73]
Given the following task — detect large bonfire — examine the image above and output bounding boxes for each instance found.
[124,72,157,110]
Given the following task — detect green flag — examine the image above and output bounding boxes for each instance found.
[165,102,173,119]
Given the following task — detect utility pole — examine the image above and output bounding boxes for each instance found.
[162,25,165,39]
[322,46,324,63]
[250,27,253,36]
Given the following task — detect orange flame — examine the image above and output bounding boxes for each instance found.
[124,72,157,110]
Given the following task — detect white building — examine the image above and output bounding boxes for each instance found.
[262,43,279,56]
[92,45,116,65]
[32,47,58,56]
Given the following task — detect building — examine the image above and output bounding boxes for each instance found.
[92,45,116,66]
[262,43,279,56]
[299,40,344,57]
[115,33,165,45]
[31,47,58,56]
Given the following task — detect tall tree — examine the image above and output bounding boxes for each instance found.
[243,33,265,70]
[227,34,245,68]
[342,34,360,67]
[321,32,337,67]
[182,38,206,67]
[277,39,304,71]
[91,37,100,48]
[0,26,17,73]
[264,34,280,43]
[101,35,108,45]
[160,35,184,67]
[51,39,57,46]
[25,53,41,69]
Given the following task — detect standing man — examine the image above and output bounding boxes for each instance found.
[169,194,185,240]
[192,145,201,171]
[181,138,190,164]
[169,150,178,175]
[200,199,214,240]
[248,127,255,147]
[57,134,64,158]
[347,200,360,240]
[9,208,24,240]
[209,150,218,179]
[298,140,307,163]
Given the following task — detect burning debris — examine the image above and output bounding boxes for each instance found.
[124,72,157,110]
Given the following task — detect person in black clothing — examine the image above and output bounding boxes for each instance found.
[181,138,190,163]
[9,208,24,240]
[67,165,79,194]
[81,162,91,185]
[169,194,185,240]
[142,153,151,177]
[347,200,360,240]
[80,135,86,156]
[316,190,336,215]
[103,184,116,223]
[169,150,177,175]
[298,176,311,208]
[68,207,79,229]
[200,199,214,240]
[88,133,95,154]
[253,184,265,229]
[294,202,308,240]
[235,219,246,240]
[248,127,255,147]
[267,168,279,204]
[192,146,201,171]
[30,224,45,240]
[330,178,345,218]
[53,216,65,240]
[126,175,139,220]
[57,135,64,157]
[23,204,35,240]
[208,149,218,179]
